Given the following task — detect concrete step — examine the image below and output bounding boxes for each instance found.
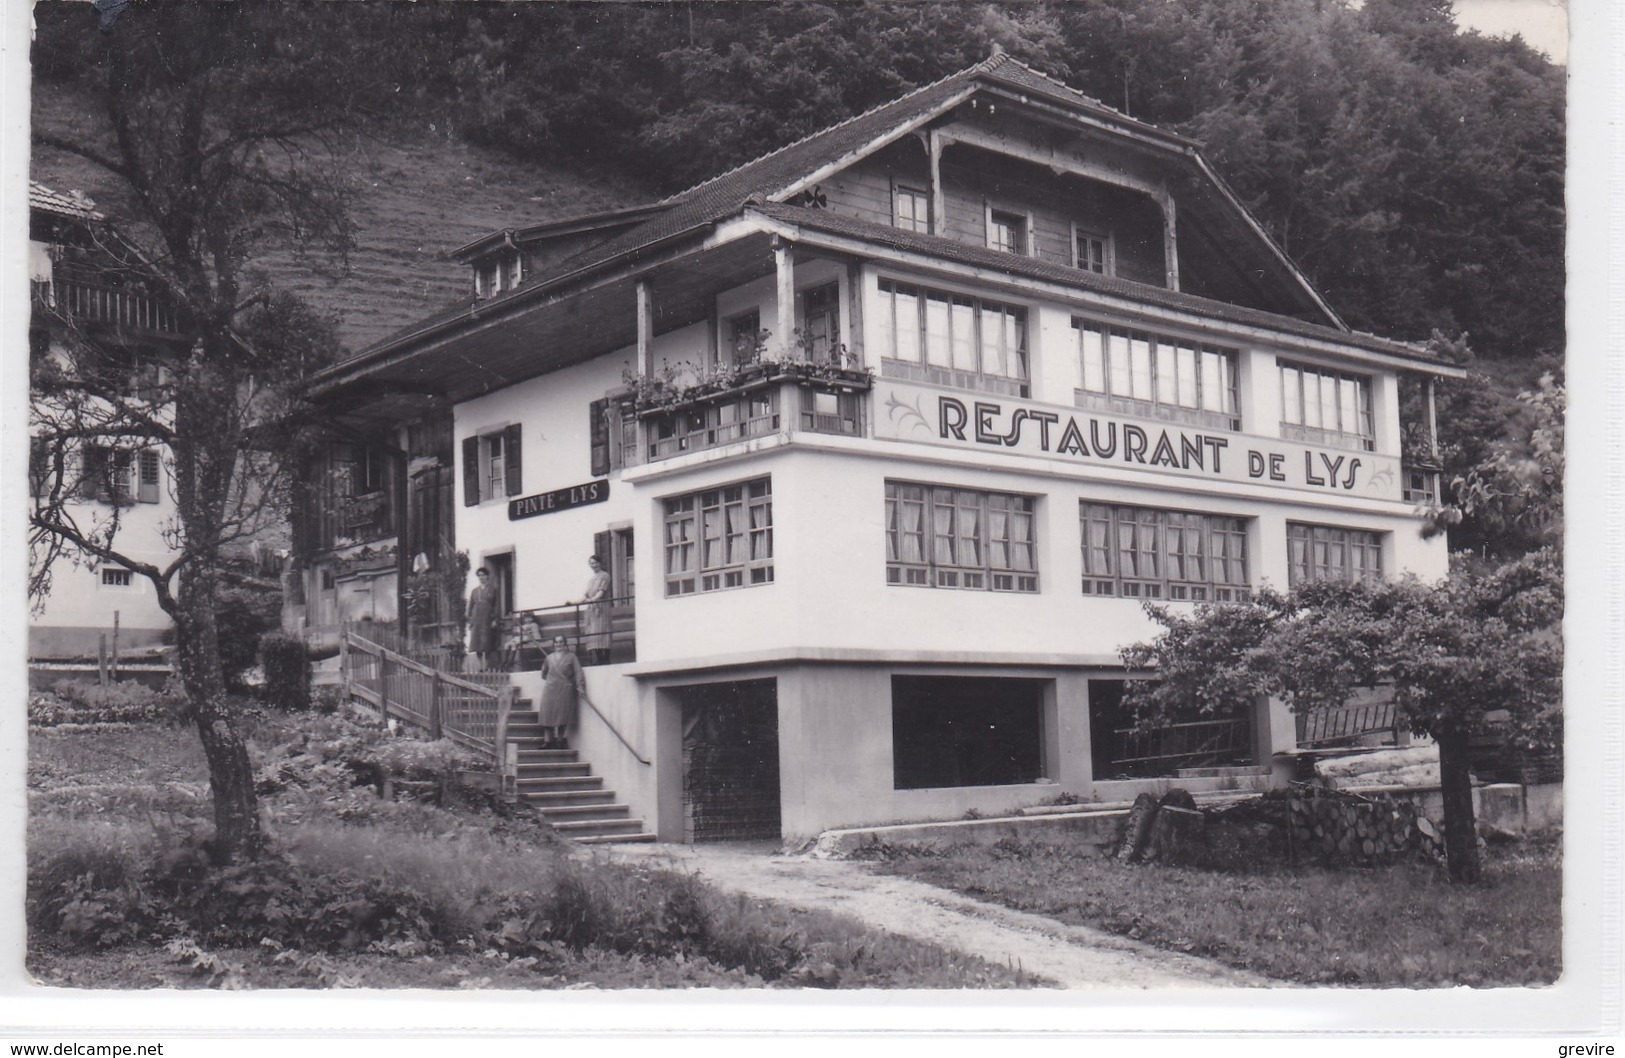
[523,789,618,808]
[516,749,580,763]
[517,761,592,778]
[536,803,632,821]
[518,776,606,793]
[574,832,659,845]
[550,817,650,838]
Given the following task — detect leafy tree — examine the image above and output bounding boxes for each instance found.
[30,2,363,862]
[1121,550,1562,883]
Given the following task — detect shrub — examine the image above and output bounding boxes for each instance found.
[215,589,280,689]
[259,633,310,711]
[31,680,185,727]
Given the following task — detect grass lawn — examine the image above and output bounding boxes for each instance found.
[27,713,1040,990]
[862,836,1561,987]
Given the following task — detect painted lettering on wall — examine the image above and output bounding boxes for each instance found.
[877,382,1399,499]
[508,480,610,520]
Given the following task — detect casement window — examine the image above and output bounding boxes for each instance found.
[798,283,840,364]
[663,478,773,596]
[987,207,1029,255]
[886,482,1038,592]
[1286,523,1383,587]
[80,445,161,505]
[100,567,134,588]
[1080,503,1250,601]
[1074,320,1240,430]
[893,184,930,234]
[462,425,522,506]
[1074,228,1111,274]
[878,279,1028,397]
[1279,361,1375,451]
[725,309,763,365]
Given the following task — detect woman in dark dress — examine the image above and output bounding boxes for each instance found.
[538,635,588,748]
[466,567,501,671]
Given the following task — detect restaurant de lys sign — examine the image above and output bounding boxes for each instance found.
[509,479,610,521]
[873,382,1403,501]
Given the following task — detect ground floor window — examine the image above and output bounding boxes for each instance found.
[1286,523,1383,587]
[892,676,1045,790]
[1080,503,1249,600]
[675,679,780,843]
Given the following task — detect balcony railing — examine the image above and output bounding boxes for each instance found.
[502,594,636,669]
[33,278,179,334]
[624,364,870,466]
[1101,716,1254,777]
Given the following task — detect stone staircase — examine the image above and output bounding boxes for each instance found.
[508,701,656,844]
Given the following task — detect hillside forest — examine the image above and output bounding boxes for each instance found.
[30,0,1565,555]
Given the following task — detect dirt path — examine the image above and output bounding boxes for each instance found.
[597,842,1271,990]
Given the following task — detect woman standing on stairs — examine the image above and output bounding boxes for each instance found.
[539,635,588,749]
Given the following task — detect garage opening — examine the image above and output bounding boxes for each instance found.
[1088,678,1252,779]
[676,679,780,843]
[891,676,1045,790]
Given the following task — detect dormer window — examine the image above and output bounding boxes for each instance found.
[474,250,523,299]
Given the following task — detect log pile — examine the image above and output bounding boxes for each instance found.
[1286,785,1443,867]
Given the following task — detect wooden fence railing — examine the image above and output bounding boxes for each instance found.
[340,630,515,782]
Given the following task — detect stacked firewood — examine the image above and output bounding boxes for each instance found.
[1285,785,1443,867]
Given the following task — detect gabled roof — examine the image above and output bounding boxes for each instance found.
[30,182,104,222]
[333,51,1390,380]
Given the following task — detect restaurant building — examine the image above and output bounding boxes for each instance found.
[299,52,1462,843]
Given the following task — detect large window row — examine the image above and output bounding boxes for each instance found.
[1073,320,1240,431]
[663,478,774,596]
[1080,503,1249,601]
[655,478,1384,602]
[885,483,1038,592]
[1286,523,1383,586]
[1280,361,1374,451]
[877,279,1028,397]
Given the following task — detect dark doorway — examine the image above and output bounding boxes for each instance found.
[677,679,780,843]
[891,676,1044,789]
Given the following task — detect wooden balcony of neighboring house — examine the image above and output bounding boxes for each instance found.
[32,276,180,335]
[621,360,872,466]
[1401,458,1444,505]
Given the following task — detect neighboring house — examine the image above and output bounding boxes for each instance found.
[27,182,183,660]
[296,53,1464,843]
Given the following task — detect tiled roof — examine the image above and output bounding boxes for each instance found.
[30,181,103,222]
[749,202,1448,366]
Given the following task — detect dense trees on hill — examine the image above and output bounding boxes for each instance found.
[365,0,1562,372]
[33,0,1564,554]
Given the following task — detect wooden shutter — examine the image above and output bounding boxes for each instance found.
[138,450,161,503]
[80,444,104,500]
[503,424,522,497]
[589,399,609,477]
[462,436,480,506]
[593,530,611,568]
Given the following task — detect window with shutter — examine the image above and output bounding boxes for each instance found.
[503,424,522,497]
[589,399,610,477]
[138,450,161,503]
[462,436,480,506]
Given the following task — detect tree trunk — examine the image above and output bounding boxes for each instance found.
[175,587,263,864]
[1435,724,1481,883]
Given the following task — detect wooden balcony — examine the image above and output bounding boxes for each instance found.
[33,278,179,334]
[623,363,871,466]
